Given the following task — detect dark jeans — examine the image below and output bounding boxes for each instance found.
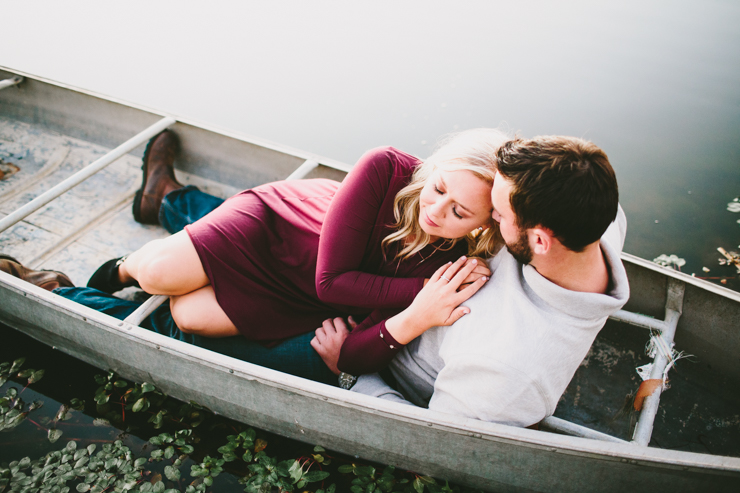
[54,186,337,386]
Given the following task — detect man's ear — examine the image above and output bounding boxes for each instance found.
[529,227,554,255]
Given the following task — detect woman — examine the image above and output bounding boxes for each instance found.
[64,128,507,383]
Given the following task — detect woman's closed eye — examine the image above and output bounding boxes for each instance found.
[434,185,444,195]
[452,206,463,219]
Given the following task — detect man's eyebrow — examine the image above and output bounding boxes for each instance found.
[440,175,474,214]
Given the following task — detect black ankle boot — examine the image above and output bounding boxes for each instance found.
[87,257,140,294]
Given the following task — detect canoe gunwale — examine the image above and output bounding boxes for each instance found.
[0,66,353,175]
[1,270,739,478]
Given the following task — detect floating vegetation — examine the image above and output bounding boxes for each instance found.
[0,358,44,433]
[718,247,740,274]
[0,362,481,493]
[652,254,686,270]
[652,197,739,288]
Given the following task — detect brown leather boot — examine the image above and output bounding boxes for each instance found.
[0,255,74,291]
[132,130,183,225]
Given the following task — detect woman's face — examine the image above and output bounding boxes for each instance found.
[418,168,493,242]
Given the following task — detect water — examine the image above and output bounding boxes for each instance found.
[3,1,739,286]
[1,2,740,489]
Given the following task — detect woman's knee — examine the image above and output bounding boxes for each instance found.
[169,297,200,334]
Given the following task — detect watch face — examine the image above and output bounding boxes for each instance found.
[339,372,357,390]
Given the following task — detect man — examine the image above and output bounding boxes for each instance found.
[341,135,629,427]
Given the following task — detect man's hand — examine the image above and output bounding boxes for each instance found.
[459,259,491,290]
[311,316,357,375]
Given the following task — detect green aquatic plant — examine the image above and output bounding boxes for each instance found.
[0,358,44,433]
[1,362,482,493]
[0,440,146,493]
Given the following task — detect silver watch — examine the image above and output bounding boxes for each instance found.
[338,372,357,390]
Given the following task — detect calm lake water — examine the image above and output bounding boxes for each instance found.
[1,2,739,490]
[3,1,739,287]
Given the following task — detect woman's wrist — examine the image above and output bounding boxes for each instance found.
[385,307,429,345]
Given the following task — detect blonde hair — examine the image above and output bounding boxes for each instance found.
[382,128,510,260]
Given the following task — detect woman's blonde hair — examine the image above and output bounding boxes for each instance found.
[382,128,510,260]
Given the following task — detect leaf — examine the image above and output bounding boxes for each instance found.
[354,465,375,477]
[338,465,354,474]
[28,370,45,385]
[164,465,180,482]
[141,383,156,393]
[164,446,174,460]
[48,429,63,443]
[150,474,162,485]
[94,393,110,405]
[132,398,148,413]
[202,477,213,487]
[70,399,85,411]
[113,380,128,388]
[76,484,90,493]
[253,439,267,453]
[179,445,194,455]
[92,418,110,427]
[86,444,96,456]
[419,476,436,485]
[313,445,326,453]
[304,471,331,482]
[55,405,71,422]
[134,458,148,468]
[10,358,25,374]
[413,477,423,493]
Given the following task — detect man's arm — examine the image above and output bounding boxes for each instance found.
[350,373,414,405]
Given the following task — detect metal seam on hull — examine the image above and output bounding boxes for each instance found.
[0,116,176,234]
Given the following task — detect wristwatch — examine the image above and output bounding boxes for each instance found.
[338,372,357,390]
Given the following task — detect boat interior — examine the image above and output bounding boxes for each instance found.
[1,70,739,464]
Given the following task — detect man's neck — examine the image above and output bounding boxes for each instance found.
[529,241,610,294]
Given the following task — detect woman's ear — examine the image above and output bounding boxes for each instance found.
[530,227,553,255]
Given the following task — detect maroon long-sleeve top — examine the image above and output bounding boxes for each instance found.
[186,146,467,367]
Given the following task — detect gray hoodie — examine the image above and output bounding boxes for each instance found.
[352,207,629,427]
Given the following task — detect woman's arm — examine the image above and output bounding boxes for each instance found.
[314,257,488,376]
[315,147,424,309]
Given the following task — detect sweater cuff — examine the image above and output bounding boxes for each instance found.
[378,321,401,349]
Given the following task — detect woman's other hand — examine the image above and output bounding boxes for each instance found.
[311,316,357,375]
[386,256,488,345]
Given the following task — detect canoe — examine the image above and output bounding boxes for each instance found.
[1,66,739,492]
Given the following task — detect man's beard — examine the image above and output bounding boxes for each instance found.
[507,229,533,264]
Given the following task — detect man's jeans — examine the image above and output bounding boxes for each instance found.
[54,186,337,386]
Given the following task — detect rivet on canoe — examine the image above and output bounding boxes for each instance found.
[118,322,123,326]
[82,317,86,322]
[229,369,234,374]
[323,397,328,401]
[156,345,160,350]
[474,433,482,438]
[427,423,433,427]
[630,460,637,465]
[621,459,627,463]
[551,448,557,452]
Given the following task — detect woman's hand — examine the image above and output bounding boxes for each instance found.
[311,316,357,375]
[385,256,488,345]
[459,260,491,290]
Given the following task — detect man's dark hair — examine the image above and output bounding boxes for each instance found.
[496,136,619,252]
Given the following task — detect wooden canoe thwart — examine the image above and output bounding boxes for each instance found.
[0,66,739,493]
